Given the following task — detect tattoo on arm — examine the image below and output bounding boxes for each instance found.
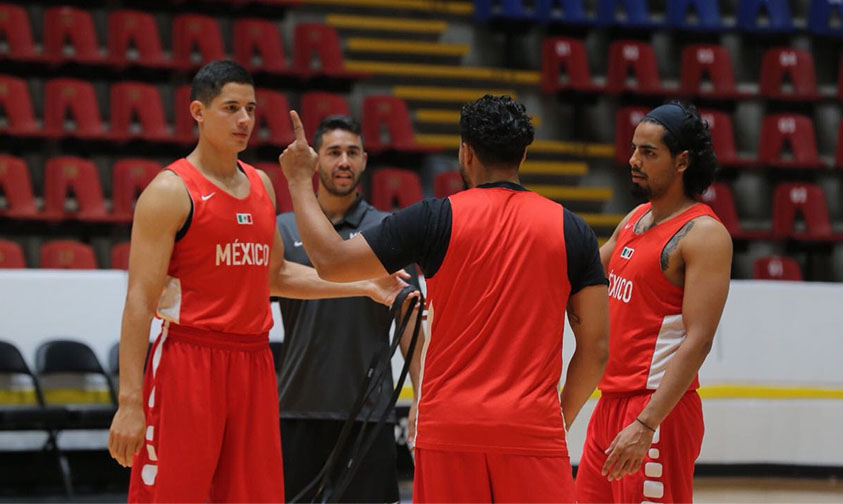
[661,220,696,271]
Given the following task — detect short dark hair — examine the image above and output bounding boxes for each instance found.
[313,115,363,151]
[190,60,254,105]
[459,95,534,167]
[641,102,718,198]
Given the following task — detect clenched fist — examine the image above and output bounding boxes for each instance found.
[278,110,318,184]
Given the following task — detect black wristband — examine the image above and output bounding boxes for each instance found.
[636,417,656,432]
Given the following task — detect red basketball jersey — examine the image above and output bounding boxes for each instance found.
[156,159,275,335]
[418,187,571,456]
[600,202,718,393]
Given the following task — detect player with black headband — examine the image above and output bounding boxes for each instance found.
[576,102,732,503]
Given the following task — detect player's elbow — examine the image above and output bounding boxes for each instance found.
[311,257,347,282]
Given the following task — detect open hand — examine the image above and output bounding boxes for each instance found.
[368,270,415,306]
[278,110,318,184]
[602,420,655,481]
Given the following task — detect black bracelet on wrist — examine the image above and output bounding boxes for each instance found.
[636,417,656,432]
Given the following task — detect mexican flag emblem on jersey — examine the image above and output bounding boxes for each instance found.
[236,213,253,225]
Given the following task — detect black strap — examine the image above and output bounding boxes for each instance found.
[289,285,424,504]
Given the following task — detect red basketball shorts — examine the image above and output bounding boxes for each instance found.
[413,448,576,503]
[576,390,704,503]
[128,323,284,503]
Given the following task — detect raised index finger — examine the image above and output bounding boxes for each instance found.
[289,110,307,143]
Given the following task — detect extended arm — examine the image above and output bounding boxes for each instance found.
[109,172,190,467]
[560,284,609,429]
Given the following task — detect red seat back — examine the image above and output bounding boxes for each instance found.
[434,171,464,198]
[43,156,108,221]
[680,44,737,97]
[293,23,345,76]
[173,84,197,144]
[753,256,803,281]
[41,240,98,269]
[171,14,225,69]
[0,239,26,268]
[0,3,39,61]
[233,19,287,73]
[613,106,649,165]
[0,75,38,135]
[370,168,424,211]
[112,159,161,221]
[541,37,593,93]
[698,109,739,163]
[772,182,832,239]
[44,78,106,139]
[607,40,661,94]
[0,155,37,218]
[251,89,294,147]
[43,7,102,63]
[699,182,742,236]
[758,114,820,167]
[110,82,169,141]
[362,95,416,152]
[107,10,167,68]
[300,92,350,139]
[111,242,131,270]
[760,47,817,99]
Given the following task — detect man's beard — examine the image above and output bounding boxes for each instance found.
[319,169,359,197]
[630,181,652,201]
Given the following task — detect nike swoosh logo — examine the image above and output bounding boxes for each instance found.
[293,241,303,247]
[201,192,215,201]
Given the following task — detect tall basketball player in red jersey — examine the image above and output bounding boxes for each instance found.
[106,61,407,503]
[279,95,610,503]
[576,103,732,503]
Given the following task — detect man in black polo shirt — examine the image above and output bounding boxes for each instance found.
[275,115,422,503]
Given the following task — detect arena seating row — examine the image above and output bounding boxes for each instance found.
[0,78,434,152]
[0,4,349,77]
[0,154,460,222]
[615,107,843,170]
[700,181,843,242]
[476,0,843,36]
[542,38,840,101]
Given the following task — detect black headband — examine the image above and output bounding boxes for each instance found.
[642,103,693,151]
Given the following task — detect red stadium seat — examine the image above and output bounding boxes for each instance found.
[107,10,169,69]
[699,182,746,238]
[110,82,170,142]
[606,40,662,95]
[43,78,107,139]
[112,159,162,222]
[758,114,823,168]
[759,48,819,100]
[173,84,197,144]
[300,92,350,139]
[111,242,131,270]
[0,75,39,136]
[171,14,225,70]
[0,155,38,218]
[293,23,345,77]
[753,256,803,281]
[251,89,294,147]
[772,182,833,240]
[362,95,435,153]
[370,168,424,211]
[43,7,103,64]
[679,44,741,99]
[0,3,40,61]
[0,239,25,268]
[233,19,287,74]
[40,240,98,269]
[613,106,649,165]
[698,109,756,167]
[253,162,318,214]
[541,37,597,93]
[43,156,109,222]
[434,171,464,198]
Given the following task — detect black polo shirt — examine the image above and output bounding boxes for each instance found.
[276,197,420,422]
